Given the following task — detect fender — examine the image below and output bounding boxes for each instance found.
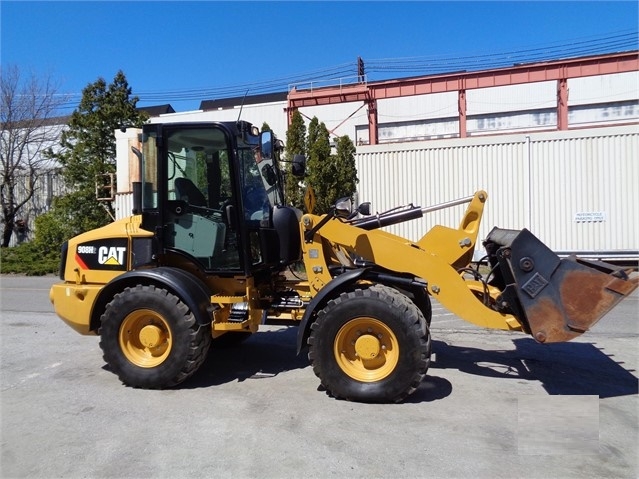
[296,268,369,355]
[90,267,213,332]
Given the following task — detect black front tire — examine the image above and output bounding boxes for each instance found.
[99,284,211,388]
[308,284,431,403]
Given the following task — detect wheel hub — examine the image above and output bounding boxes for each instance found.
[119,309,173,368]
[333,317,399,382]
[355,334,381,359]
[139,325,165,349]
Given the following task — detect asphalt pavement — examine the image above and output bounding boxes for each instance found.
[1,274,637,479]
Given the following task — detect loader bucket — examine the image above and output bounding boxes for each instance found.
[484,228,638,343]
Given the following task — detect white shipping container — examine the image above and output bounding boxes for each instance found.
[355,124,638,259]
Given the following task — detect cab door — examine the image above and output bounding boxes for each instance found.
[162,126,241,271]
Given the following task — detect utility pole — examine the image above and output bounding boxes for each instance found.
[357,56,365,83]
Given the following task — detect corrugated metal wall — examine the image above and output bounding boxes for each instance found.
[527,129,638,253]
[355,124,638,258]
[114,193,134,220]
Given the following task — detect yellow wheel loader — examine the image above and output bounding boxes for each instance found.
[50,121,637,403]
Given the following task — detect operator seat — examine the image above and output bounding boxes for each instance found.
[173,177,227,262]
[175,177,207,207]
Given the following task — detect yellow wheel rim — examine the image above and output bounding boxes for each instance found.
[119,309,172,368]
[333,317,399,382]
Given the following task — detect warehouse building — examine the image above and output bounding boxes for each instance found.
[144,52,637,142]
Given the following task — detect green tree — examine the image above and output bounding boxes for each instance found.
[333,134,359,206]
[283,110,306,209]
[283,113,358,214]
[306,118,334,214]
[307,117,322,158]
[45,71,147,238]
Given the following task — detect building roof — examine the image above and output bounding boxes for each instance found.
[138,104,176,116]
[8,104,176,128]
[199,92,288,111]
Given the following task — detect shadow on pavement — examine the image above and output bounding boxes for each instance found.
[183,327,455,403]
[182,326,309,389]
[404,375,454,403]
[153,328,636,400]
[431,338,638,398]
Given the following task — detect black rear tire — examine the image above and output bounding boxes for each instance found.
[99,284,211,388]
[308,284,431,403]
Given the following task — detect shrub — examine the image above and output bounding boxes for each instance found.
[0,241,60,276]
[0,212,66,276]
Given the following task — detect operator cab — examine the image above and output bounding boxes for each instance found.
[138,121,300,275]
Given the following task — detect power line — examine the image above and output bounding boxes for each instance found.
[57,30,637,112]
[365,31,638,74]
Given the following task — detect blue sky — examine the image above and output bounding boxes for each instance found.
[2,1,637,112]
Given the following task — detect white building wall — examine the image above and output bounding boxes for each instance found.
[379,91,459,119]
[355,81,561,143]
[568,71,639,128]
[467,81,557,114]
[299,102,368,139]
[466,81,558,135]
[568,71,639,105]
[355,92,460,144]
[353,72,638,142]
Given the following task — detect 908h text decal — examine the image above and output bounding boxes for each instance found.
[75,239,128,271]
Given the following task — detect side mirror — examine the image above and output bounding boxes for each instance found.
[292,154,306,177]
[260,131,273,160]
[347,201,371,220]
[334,197,353,218]
[357,202,371,216]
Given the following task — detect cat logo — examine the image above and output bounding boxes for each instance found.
[98,246,126,266]
[75,239,127,271]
